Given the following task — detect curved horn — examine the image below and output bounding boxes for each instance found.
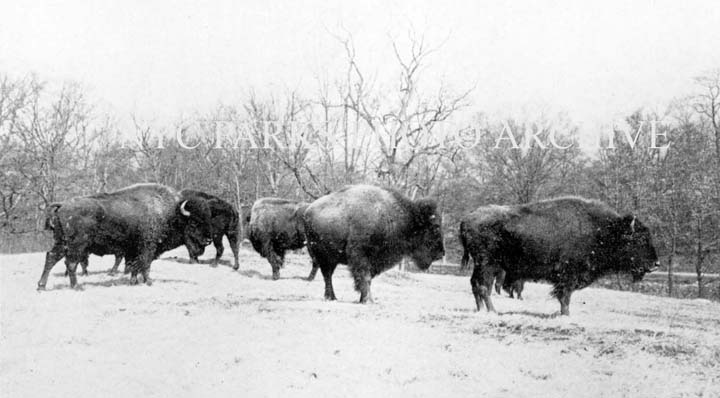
[630,216,636,233]
[180,200,191,217]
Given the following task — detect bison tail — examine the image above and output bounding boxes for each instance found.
[459,221,470,271]
[228,208,239,232]
[460,248,470,271]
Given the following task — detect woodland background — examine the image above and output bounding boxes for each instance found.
[2,36,719,299]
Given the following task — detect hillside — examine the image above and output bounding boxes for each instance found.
[2,246,719,397]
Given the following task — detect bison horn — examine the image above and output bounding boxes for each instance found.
[630,216,636,233]
[429,214,436,220]
[180,200,191,217]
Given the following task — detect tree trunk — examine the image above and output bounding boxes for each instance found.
[695,218,705,298]
[668,233,675,297]
[234,174,245,241]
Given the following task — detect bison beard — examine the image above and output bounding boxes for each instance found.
[460,198,659,316]
[37,184,213,290]
[303,185,445,303]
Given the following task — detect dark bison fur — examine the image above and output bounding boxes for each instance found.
[303,185,445,303]
[494,269,525,299]
[248,198,310,280]
[38,184,213,289]
[180,189,241,269]
[459,197,659,315]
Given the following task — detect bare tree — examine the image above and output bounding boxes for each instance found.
[338,31,472,194]
[472,114,583,204]
[693,69,720,163]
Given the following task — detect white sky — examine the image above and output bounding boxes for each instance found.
[1,0,719,134]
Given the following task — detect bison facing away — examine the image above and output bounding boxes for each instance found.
[303,185,445,303]
[38,184,213,289]
[459,198,659,316]
[46,203,126,276]
[180,189,240,269]
[248,198,310,280]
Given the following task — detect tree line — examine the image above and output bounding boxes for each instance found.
[1,37,718,299]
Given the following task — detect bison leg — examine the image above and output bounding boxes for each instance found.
[306,262,319,281]
[263,245,283,280]
[354,270,373,304]
[319,263,338,300]
[64,259,81,289]
[125,252,144,285]
[38,245,65,290]
[67,256,88,276]
[108,255,123,275]
[470,262,496,312]
[226,231,240,270]
[514,281,524,300]
[188,250,200,264]
[127,257,140,284]
[137,249,154,286]
[79,256,89,276]
[212,235,224,266]
[554,286,572,316]
[494,269,506,295]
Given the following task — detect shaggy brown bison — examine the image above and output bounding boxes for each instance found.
[459,198,659,315]
[46,204,126,276]
[180,189,241,269]
[38,184,213,289]
[248,198,310,280]
[303,185,444,303]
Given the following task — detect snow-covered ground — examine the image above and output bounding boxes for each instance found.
[2,244,719,397]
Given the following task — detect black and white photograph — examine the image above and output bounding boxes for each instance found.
[1,1,719,397]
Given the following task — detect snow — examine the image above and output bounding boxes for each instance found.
[2,245,719,397]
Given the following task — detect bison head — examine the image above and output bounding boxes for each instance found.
[178,198,214,249]
[292,203,310,242]
[409,198,445,270]
[614,215,659,282]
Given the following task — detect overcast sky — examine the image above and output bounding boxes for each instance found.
[1,0,719,134]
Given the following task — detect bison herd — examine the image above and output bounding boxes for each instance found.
[37,183,660,316]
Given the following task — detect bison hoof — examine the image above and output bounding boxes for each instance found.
[233,264,239,271]
[130,277,139,285]
[272,273,280,280]
[145,279,153,286]
[37,285,46,291]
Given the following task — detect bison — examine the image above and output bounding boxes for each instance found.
[180,189,240,269]
[37,184,213,289]
[303,185,444,303]
[459,198,659,315]
[46,203,127,276]
[248,198,311,280]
